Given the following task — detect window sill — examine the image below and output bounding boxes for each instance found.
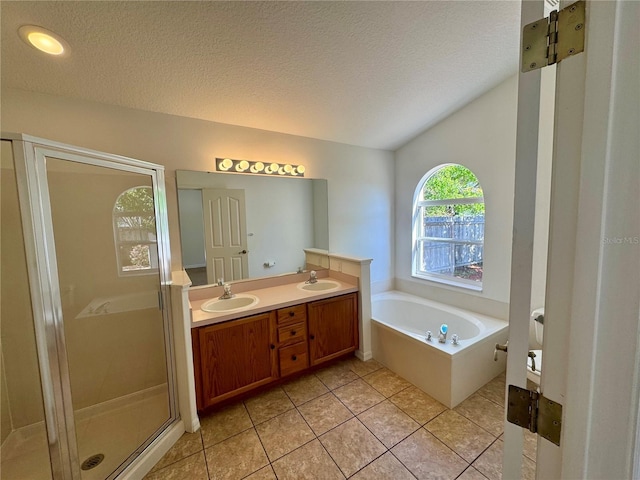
[411,273,483,292]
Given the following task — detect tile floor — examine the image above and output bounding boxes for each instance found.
[145,357,537,480]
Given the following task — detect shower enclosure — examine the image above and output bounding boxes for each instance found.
[0,134,177,479]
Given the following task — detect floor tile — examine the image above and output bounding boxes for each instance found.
[472,439,502,480]
[255,409,315,461]
[471,438,535,480]
[282,374,329,406]
[333,379,385,414]
[244,387,295,424]
[204,428,268,479]
[362,368,412,397]
[347,358,384,377]
[244,465,277,479]
[389,386,447,425]
[357,401,420,448]
[425,409,495,462]
[144,451,208,480]
[319,418,386,478]
[149,430,203,472]
[350,451,415,480]
[454,394,505,437]
[271,439,345,479]
[199,402,252,447]
[476,373,506,407]
[298,392,353,436]
[391,428,468,480]
[315,362,359,390]
[457,466,489,480]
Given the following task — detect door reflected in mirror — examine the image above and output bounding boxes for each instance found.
[176,170,329,286]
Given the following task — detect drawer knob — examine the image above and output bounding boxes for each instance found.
[270,344,275,350]
[291,330,296,336]
[310,334,315,340]
[289,311,295,317]
[292,355,297,361]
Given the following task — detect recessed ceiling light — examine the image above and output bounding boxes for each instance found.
[18,25,68,56]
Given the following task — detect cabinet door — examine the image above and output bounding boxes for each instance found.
[308,293,358,366]
[197,312,277,408]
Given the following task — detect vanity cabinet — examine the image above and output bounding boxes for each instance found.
[193,311,278,410]
[308,293,359,366]
[192,292,358,411]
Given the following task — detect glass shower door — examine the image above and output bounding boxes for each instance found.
[35,150,174,479]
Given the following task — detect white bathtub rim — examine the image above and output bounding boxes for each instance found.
[371,290,508,356]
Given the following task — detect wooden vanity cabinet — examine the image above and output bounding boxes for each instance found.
[192,292,358,410]
[193,311,278,410]
[308,293,358,366]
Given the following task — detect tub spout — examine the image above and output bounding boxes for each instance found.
[438,324,448,343]
[426,331,432,341]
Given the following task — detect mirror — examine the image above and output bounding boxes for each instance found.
[176,170,329,286]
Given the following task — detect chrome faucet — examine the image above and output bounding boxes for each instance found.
[217,278,224,286]
[219,283,234,300]
[438,324,448,343]
[91,301,110,314]
[528,351,537,372]
[306,270,318,284]
[426,331,432,341]
[451,334,460,346]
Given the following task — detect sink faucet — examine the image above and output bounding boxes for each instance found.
[219,283,234,300]
[306,270,318,284]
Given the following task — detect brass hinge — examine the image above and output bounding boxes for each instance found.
[507,385,563,446]
[521,0,585,72]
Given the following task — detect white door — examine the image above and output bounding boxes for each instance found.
[202,188,249,284]
[505,1,640,478]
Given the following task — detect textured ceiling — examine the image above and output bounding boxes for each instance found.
[1,1,521,150]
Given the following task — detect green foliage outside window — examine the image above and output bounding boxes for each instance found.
[422,165,484,216]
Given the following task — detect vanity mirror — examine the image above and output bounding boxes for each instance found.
[176,169,329,286]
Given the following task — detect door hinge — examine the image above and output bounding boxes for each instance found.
[521,0,585,72]
[507,385,563,446]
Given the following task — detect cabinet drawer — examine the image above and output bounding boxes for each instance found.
[279,342,309,377]
[277,304,307,325]
[277,321,306,346]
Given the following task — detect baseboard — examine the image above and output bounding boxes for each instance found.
[355,350,373,361]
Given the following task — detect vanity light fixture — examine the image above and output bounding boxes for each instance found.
[19,25,68,56]
[216,158,305,177]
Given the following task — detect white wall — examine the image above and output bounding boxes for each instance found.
[1,88,395,285]
[395,75,518,318]
[177,189,205,268]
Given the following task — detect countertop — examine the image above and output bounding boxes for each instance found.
[190,276,358,328]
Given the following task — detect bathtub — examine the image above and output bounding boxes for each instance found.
[371,291,508,408]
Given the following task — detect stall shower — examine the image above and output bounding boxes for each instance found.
[0,135,177,479]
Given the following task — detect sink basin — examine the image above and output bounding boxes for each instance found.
[201,294,259,313]
[297,280,341,292]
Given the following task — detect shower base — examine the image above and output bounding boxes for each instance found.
[0,385,169,480]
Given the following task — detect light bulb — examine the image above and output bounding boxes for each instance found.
[219,158,233,171]
[19,26,67,56]
[296,165,306,175]
[236,160,249,172]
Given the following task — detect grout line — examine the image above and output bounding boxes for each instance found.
[388,449,420,480]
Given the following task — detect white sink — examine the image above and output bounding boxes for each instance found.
[201,294,259,313]
[297,280,341,292]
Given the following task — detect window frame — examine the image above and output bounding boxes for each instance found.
[412,165,485,291]
[113,186,159,277]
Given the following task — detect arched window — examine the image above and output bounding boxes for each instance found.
[113,186,158,275]
[412,164,484,289]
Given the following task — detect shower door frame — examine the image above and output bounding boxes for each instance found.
[7,133,178,480]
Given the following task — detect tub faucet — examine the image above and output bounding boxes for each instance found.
[438,324,448,343]
[451,334,459,346]
[426,331,432,341]
[306,270,318,284]
[219,283,234,300]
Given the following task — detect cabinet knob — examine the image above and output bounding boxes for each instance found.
[290,330,296,336]
[270,344,275,350]
[289,311,295,317]
[310,334,315,340]
[292,355,297,361]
